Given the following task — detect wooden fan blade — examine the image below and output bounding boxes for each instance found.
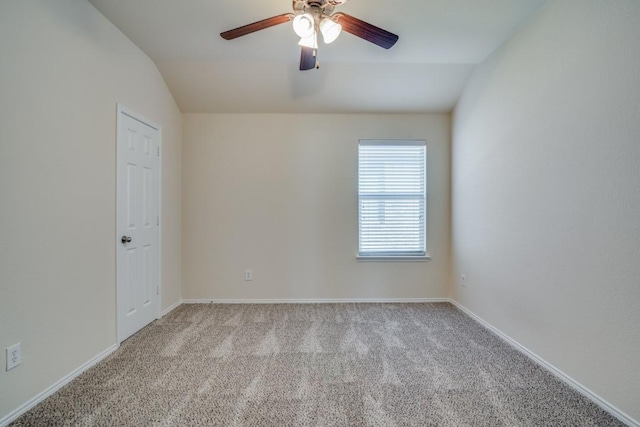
[220,14,292,40]
[333,13,398,49]
[300,47,316,71]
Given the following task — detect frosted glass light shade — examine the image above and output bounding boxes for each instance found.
[320,18,342,44]
[298,32,318,49]
[293,14,314,38]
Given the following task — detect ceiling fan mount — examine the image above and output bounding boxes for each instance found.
[292,0,342,17]
[220,0,398,71]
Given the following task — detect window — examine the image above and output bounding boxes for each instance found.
[358,140,427,259]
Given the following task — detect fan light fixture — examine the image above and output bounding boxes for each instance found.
[220,0,400,72]
[293,13,315,38]
[319,18,342,44]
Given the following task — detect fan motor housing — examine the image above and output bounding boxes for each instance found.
[293,0,343,16]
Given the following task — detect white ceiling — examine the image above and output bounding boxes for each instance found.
[88,0,546,113]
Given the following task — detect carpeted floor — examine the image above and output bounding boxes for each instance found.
[11,303,623,426]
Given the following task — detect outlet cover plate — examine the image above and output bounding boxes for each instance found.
[6,343,22,371]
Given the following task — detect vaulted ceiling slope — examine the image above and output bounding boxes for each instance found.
[88,0,546,113]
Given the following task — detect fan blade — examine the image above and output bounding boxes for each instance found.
[333,13,398,49]
[300,47,316,71]
[220,14,292,40]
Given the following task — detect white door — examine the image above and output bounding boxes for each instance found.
[116,107,160,342]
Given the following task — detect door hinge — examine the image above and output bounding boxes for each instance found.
[156,286,159,296]
[157,147,160,156]
[157,216,159,226]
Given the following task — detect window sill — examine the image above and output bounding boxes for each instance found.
[357,255,432,262]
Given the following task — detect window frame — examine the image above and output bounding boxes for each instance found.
[357,139,430,261]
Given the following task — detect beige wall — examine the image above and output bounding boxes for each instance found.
[0,0,181,420]
[452,0,640,421]
[6,0,638,422]
[182,114,450,300]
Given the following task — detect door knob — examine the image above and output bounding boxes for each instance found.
[121,236,132,244]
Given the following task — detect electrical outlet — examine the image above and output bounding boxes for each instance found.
[245,269,253,281]
[461,274,466,287]
[6,343,21,371]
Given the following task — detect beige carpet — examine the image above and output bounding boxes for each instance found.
[12,303,623,426]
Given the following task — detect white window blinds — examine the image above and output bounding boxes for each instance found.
[358,140,426,257]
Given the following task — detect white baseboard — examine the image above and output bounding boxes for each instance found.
[161,299,183,316]
[0,343,119,427]
[8,300,631,426]
[181,298,450,304]
[449,299,638,427]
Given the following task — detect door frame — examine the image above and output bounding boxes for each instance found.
[116,103,162,343]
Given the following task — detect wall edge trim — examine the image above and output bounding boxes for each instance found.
[161,299,183,317]
[7,300,631,426]
[0,343,120,427]
[450,299,638,427]
[181,298,450,304]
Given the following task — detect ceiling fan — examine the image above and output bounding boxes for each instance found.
[220,0,399,71]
